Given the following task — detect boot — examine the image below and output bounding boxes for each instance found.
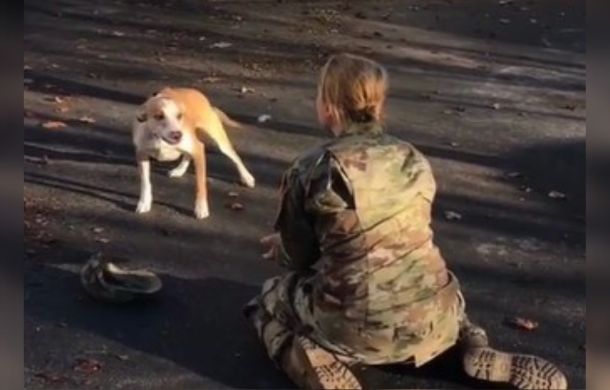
[282,336,362,390]
[460,322,568,389]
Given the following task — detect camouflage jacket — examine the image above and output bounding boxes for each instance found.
[275,122,460,366]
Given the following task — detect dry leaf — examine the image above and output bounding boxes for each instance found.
[79,116,96,124]
[499,18,511,25]
[444,210,462,221]
[209,41,233,49]
[507,316,539,331]
[111,30,125,37]
[202,76,221,83]
[548,190,566,199]
[227,191,239,198]
[35,371,66,384]
[73,358,103,375]
[95,237,110,244]
[506,171,523,178]
[92,227,104,234]
[491,102,501,110]
[42,120,67,130]
[226,202,244,211]
[115,354,129,361]
[257,114,272,123]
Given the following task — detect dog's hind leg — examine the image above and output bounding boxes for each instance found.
[217,142,255,188]
[168,154,191,178]
[196,116,255,188]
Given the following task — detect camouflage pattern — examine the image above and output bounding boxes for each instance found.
[247,121,465,368]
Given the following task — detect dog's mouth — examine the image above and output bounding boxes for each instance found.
[161,135,181,145]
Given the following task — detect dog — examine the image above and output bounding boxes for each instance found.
[132,87,255,219]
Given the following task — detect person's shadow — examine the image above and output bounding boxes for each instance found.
[26,246,503,389]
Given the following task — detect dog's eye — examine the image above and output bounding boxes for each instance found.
[176,113,183,120]
[137,113,147,122]
[154,113,165,121]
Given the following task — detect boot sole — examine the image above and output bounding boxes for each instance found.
[463,347,568,389]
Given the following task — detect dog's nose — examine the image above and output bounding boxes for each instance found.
[169,131,182,142]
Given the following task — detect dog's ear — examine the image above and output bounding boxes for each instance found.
[136,112,147,122]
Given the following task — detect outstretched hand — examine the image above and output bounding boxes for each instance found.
[260,233,281,261]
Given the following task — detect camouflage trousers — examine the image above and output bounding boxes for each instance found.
[244,271,470,388]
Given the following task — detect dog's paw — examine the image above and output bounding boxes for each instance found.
[136,199,152,214]
[241,173,256,189]
[194,202,210,219]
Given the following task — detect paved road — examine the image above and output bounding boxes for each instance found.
[24,0,585,388]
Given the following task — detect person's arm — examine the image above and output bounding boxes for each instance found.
[274,151,354,271]
[274,166,320,272]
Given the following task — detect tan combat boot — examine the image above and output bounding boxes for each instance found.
[460,322,568,389]
[282,336,362,390]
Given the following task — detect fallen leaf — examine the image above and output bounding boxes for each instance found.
[202,76,221,83]
[444,210,462,221]
[115,354,129,361]
[226,202,244,211]
[46,96,65,104]
[548,190,567,199]
[498,0,513,5]
[449,141,459,147]
[198,35,206,41]
[95,237,110,244]
[507,316,539,331]
[520,185,533,193]
[111,30,125,37]
[24,78,34,85]
[35,371,66,384]
[491,102,501,110]
[92,227,104,234]
[57,321,68,328]
[209,41,233,49]
[239,86,255,94]
[563,104,577,111]
[56,105,70,113]
[443,109,453,115]
[529,18,538,24]
[257,114,272,123]
[42,120,67,130]
[227,191,239,198]
[499,18,511,25]
[79,116,96,124]
[73,358,103,375]
[506,171,523,178]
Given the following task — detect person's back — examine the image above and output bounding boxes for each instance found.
[286,123,459,365]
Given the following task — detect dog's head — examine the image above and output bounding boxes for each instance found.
[136,93,185,145]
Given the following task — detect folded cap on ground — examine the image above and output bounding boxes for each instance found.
[80,253,162,303]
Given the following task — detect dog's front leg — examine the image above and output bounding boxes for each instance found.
[136,152,153,213]
[192,146,209,219]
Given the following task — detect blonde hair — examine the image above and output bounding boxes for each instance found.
[318,53,388,128]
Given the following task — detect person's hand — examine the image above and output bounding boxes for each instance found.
[260,233,281,261]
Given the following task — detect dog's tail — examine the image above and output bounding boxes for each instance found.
[213,106,242,129]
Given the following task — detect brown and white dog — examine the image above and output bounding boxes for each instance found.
[132,87,255,219]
